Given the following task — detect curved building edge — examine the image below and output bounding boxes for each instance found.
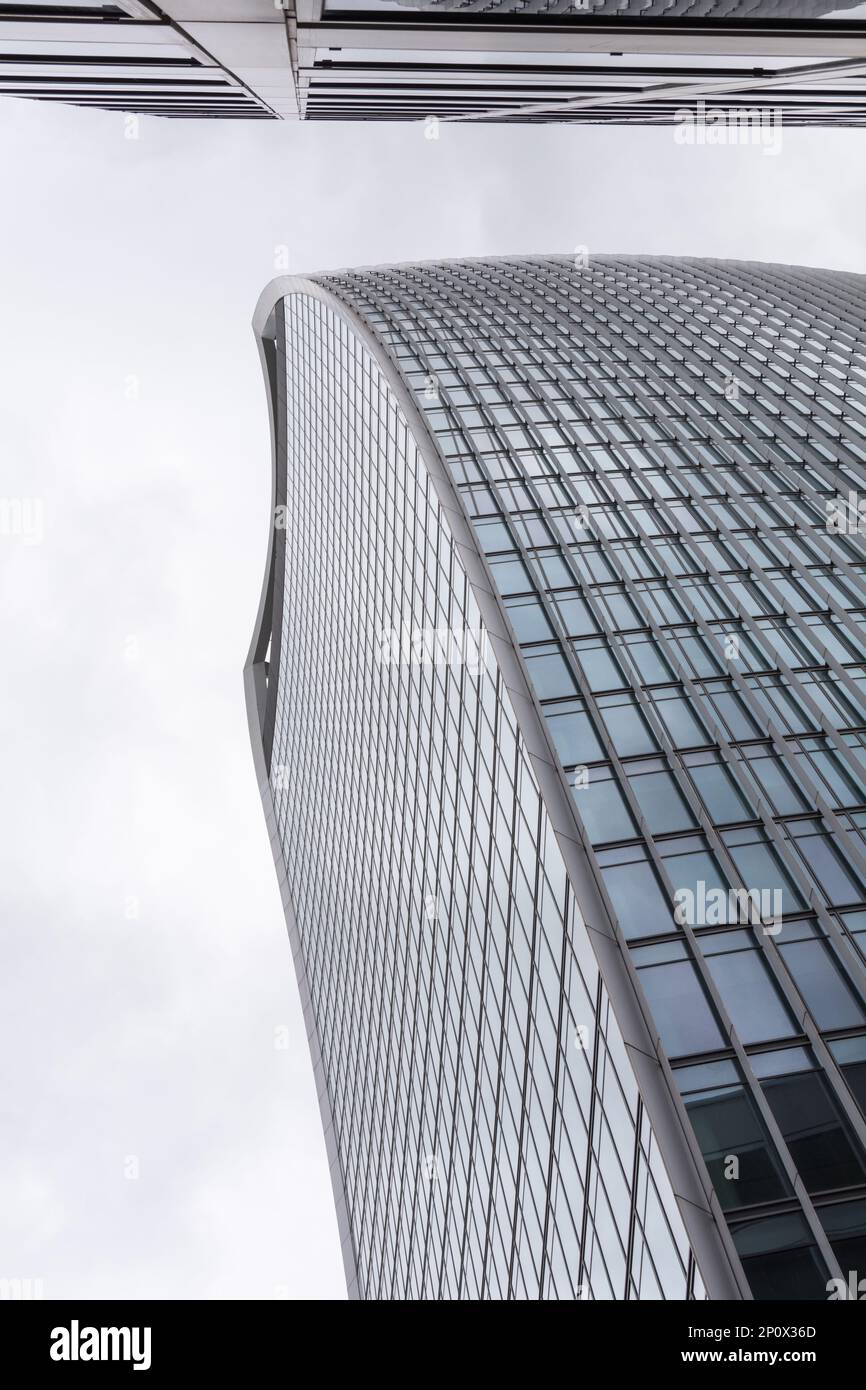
[247,266,753,1301]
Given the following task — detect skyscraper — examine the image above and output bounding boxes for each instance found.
[4,2,866,123]
[247,254,866,1301]
[0,1,294,119]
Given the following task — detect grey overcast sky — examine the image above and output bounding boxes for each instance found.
[1,93,866,1301]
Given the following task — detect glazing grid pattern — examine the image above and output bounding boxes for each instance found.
[268,291,702,1300]
[391,2,856,15]
[320,255,866,1298]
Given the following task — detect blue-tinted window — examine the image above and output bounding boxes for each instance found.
[725,835,805,917]
[633,943,726,1057]
[730,1213,829,1302]
[754,1049,866,1196]
[504,596,554,643]
[777,925,866,1031]
[787,822,866,907]
[740,748,808,814]
[670,633,722,678]
[663,841,730,913]
[703,688,761,741]
[572,771,636,845]
[598,696,658,756]
[572,641,625,693]
[472,519,513,554]
[676,1060,791,1211]
[600,856,673,941]
[652,692,709,748]
[686,754,753,823]
[544,702,604,765]
[625,636,674,684]
[699,931,798,1045]
[524,651,578,700]
[488,556,532,595]
[628,768,696,834]
[819,1199,866,1282]
[829,1036,866,1120]
[552,594,597,635]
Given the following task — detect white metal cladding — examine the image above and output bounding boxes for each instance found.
[6,2,866,122]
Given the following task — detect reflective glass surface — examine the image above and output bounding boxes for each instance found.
[266,289,700,1299]
[318,254,866,1299]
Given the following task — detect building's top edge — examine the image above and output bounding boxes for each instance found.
[252,249,866,359]
[257,253,865,306]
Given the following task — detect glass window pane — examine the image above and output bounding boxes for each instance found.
[830,1036,866,1120]
[664,846,729,910]
[778,937,866,1032]
[653,693,709,749]
[572,774,636,846]
[635,957,726,1058]
[627,637,674,684]
[699,933,798,1045]
[730,1213,829,1302]
[488,556,532,595]
[760,1068,866,1196]
[706,689,761,741]
[676,1065,791,1211]
[601,860,673,941]
[573,643,625,693]
[553,595,597,635]
[819,1198,866,1282]
[790,828,866,908]
[544,704,604,765]
[599,700,658,756]
[727,841,804,917]
[504,597,553,643]
[524,651,578,700]
[675,634,722,678]
[628,769,696,835]
[688,759,752,823]
[473,519,513,553]
[743,750,808,814]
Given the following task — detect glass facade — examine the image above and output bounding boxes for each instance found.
[249,255,866,1300]
[252,287,717,1300]
[392,1,862,11]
